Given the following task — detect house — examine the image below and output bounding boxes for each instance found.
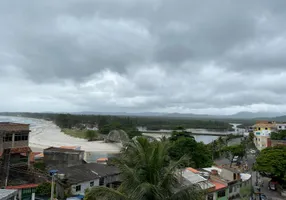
[5,184,38,200]
[267,138,286,147]
[181,167,229,200]
[55,163,121,200]
[182,166,251,200]
[0,122,32,186]
[276,123,286,131]
[43,147,85,169]
[0,189,18,200]
[205,166,251,199]
[253,121,277,150]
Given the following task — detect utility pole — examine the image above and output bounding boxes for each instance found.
[50,170,58,200]
[51,174,54,200]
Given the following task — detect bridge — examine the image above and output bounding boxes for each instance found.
[140,130,240,137]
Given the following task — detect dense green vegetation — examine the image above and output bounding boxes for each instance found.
[0,112,234,131]
[254,146,286,180]
[85,137,203,200]
[222,144,246,167]
[61,128,96,139]
[168,129,213,168]
[270,130,286,140]
[36,182,51,196]
[85,130,99,141]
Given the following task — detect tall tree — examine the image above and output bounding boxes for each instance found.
[85,130,98,141]
[168,137,213,168]
[85,137,203,200]
[254,146,286,179]
[222,144,245,167]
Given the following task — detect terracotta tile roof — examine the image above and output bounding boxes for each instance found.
[186,167,199,174]
[10,147,31,154]
[60,146,77,149]
[30,152,42,162]
[0,122,30,132]
[6,184,39,189]
[97,157,108,162]
[209,180,227,191]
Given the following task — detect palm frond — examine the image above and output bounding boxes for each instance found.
[169,185,204,200]
[84,186,128,200]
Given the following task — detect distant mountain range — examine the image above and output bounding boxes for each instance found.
[74,111,286,120]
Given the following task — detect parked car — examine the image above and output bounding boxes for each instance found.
[232,156,239,162]
[268,179,278,191]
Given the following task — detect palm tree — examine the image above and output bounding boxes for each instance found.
[85,137,203,200]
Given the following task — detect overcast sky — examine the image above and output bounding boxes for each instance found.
[1,0,286,114]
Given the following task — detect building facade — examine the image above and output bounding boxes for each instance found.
[253,121,276,150]
[5,184,38,200]
[0,123,31,186]
[276,123,286,131]
[0,122,30,152]
[43,147,85,168]
[55,163,121,199]
[182,167,251,200]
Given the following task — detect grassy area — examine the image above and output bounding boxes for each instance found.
[62,128,90,139]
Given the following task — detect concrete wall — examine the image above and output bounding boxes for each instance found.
[71,179,100,195]
[0,133,3,152]
[44,151,84,168]
[104,174,121,185]
[269,139,286,147]
[276,124,286,130]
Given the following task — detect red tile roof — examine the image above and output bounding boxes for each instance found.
[186,167,199,174]
[6,184,39,189]
[0,123,30,132]
[11,147,31,154]
[209,180,227,191]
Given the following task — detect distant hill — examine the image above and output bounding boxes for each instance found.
[74,111,286,120]
[228,111,284,119]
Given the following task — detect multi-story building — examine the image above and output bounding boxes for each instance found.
[276,123,286,131]
[253,121,277,150]
[0,122,31,186]
[182,166,251,200]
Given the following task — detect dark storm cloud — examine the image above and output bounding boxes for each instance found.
[1,0,286,113]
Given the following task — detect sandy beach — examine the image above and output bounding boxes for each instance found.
[27,119,122,153]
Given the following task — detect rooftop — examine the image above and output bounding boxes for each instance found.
[0,189,18,200]
[0,122,30,132]
[44,147,84,153]
[202,166,222,174]
[182,169,206,184]
[57,163,120,185]
[209,180,227,191]
[240,173,251,182]
[6,184,39,189]
[186,167,199,174]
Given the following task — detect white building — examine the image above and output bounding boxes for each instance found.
[56,163,121,199]
[276,123,286,131]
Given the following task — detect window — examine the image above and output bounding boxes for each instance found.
[279,126,282,129]
[217,190,226,198]
[3,135,12,142]
[99,177,104,186]
[15,133,29,141]
[258,127,261,130]
[229,186,233,193]
[207,194,214,200]
[265,128,268,130]
[90,181,94,187]
[75,185,81,192]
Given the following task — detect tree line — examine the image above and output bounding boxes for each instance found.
[0,112,234,131]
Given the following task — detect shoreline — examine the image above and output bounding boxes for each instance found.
[26,118,122,153]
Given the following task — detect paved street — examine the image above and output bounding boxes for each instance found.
[215,153,284,200]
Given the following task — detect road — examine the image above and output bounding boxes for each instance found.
[215,153,284,200]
